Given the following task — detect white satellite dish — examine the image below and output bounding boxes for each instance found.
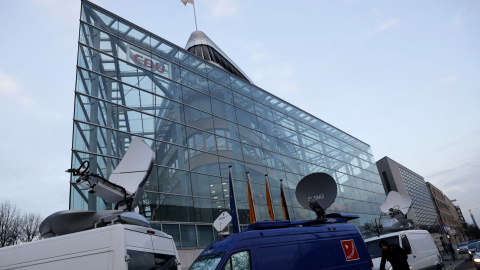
[68,137,155,211]
[380,191,414,232]
[40,137,156,238]
[380,191,412,217]
[213,212,232,232]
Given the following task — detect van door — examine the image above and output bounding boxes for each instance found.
[151,235,180,270]
[401,233,418,268]
[418,233,439,269]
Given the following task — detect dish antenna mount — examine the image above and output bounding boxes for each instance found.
[380,191,414,232]
[40,137,156,238]
[67,137,155,212]
[295,173,337,219]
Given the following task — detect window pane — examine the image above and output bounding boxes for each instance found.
[197,225,214,247]
[181,68,208,93]
[81,3,118,35]
[209,80,233,104]
[177,51,207,76]
[180,225,197,247]
[182,86,212,113]
[162,224,180,247]
[231,250,250,270]
[230,76,251,97]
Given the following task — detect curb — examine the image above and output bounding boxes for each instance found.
[446,258,466,270]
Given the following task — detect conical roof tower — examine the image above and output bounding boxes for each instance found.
[185,31,252,83]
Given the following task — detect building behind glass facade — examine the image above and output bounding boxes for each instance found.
[376,156,438,228]
[71,0,386,249]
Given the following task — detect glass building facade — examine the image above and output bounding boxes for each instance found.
[70,0,386,248]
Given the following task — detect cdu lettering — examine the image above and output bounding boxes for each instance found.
[132,54,165,74]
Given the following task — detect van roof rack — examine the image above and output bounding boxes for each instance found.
[244,213,359,231]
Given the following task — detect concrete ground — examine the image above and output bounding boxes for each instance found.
[445,253,469,270]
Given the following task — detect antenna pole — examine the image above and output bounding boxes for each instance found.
[192,1,198,31]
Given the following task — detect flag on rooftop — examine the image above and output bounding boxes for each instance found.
[181,0,194,6]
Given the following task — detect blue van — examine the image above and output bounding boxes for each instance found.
[189,217,373,270]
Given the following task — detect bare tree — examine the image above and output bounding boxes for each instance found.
[20,213,41,243]
[359,218,384,238]
[466,223,480,239]
[0,201,21,247]
[0,200,41,247]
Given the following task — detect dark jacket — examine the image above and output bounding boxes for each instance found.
[380,244,409,270]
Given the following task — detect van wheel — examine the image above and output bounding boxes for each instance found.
[436,264,444,270]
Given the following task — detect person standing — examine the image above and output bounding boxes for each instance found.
[379,240,410,270]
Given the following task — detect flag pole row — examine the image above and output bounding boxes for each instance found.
[229,166,291,233]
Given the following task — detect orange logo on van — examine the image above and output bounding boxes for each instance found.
[341,239,360,261]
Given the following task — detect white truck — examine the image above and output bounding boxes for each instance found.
[365,191,444,270]
[364,230,444,270]
[0,223,180,270]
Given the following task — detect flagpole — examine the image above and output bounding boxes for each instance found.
[192,1,198,31]
[229,166,240,233]
[280,179,290,220]
[265,174,275,221]
[246,172,257,224]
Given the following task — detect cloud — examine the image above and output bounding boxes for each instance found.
[252,61,299,96]
[369,18,400,36]
[247,42,268,62]
[208,0,239,17]
[434,76,458,88]
[451,4,480,31]
[370,9,379,16]
[452,10,465,31]
[424,131,480,224]
[0,72,34,106]
[29,0,79,27]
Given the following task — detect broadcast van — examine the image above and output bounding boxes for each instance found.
[190,172,374,270]
[0,221,181,270]
[364,229,443,269]
[190,218,373,270]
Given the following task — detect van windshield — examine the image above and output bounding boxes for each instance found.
[365,236,400,259]
[189,252,225,270]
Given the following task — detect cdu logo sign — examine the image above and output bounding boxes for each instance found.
[126,45,171,78]
[132,54,165,74]
[341,239,360,261]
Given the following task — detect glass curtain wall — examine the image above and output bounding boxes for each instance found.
[399,168,438,228]
[71,0,386,248]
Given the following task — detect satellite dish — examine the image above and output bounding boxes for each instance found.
[380,191,412,218]
[213,212,232,232]
[68,137,155,211]
[382,218,414,232]
[295,173,337,219]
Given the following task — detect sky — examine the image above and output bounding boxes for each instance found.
[0,0,478,227]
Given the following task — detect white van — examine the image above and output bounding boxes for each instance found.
[0,224,181,270]
[364,230,444,270]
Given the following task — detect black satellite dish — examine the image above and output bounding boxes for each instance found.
[295,173,338,219]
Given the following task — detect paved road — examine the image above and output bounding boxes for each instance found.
[454,259,476,270]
